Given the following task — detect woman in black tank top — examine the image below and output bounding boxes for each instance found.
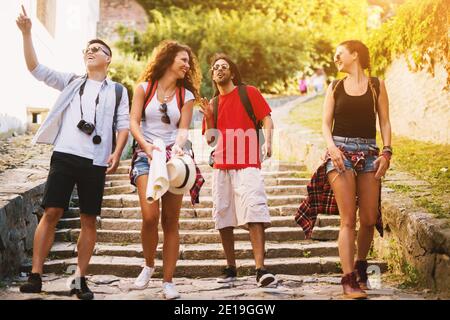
[322,40,392,299]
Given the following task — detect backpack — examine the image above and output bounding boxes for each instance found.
[68,75,124,153]
[208,84,266,167]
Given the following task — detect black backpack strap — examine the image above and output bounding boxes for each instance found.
[237,85,265,153]
[237,85,259,129]
[212,95,219,129]
[371,77,380,97]
[112,83,124,153]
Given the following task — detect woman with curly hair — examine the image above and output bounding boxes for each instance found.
[129,40,202,299]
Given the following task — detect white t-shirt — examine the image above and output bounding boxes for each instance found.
[54,79,103,159]
[139,82,194,147]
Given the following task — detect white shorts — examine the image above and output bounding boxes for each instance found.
[212,167,271,230]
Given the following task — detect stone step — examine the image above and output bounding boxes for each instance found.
[43,255,387,278]
[50,241,339,260]
[55,226,339,244]
[102,184,307,197]
[103,185,136,196]
[71,195,306,209]
[66,205,336,222]
[105,170,300,182]
[104,177,310,189]
[58,214,339,230]
[117,161,307,173]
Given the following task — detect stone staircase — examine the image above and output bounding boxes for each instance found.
[44,158,387,278]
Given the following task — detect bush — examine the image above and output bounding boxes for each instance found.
[109,51,147,102]
[367,0,449,89]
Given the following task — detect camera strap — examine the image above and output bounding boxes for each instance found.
[79,78,102,129]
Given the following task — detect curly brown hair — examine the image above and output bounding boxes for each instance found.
[137,40,201,101]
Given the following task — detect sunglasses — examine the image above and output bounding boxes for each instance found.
[83,46,110,57]
[211,64,230,71]
[160,103,170,124]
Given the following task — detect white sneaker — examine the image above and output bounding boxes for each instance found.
[162,282,180,300]
[134,266,154,289]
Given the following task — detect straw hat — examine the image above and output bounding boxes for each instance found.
[167,154,196,195]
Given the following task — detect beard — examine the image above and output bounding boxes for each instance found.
[215,73,233,86]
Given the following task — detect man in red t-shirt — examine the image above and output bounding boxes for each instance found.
[200,53,277,288]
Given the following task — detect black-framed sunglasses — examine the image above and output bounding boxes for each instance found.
[159,103,170,124]
[211,64,230,71]
[83,46,110,57]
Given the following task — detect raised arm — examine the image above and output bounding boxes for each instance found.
[16,5,75,91]
[16,5,38,72]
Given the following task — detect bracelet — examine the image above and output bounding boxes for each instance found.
[382,145,393,154]
[381,151,392,161]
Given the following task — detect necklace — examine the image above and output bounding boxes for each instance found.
[159,85,176,103]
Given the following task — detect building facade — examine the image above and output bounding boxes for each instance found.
[0,0,100,136]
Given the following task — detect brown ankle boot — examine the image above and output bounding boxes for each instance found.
[354,260,369,290]
[341,271,368,299]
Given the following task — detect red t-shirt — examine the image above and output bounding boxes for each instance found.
[202,86,271,170]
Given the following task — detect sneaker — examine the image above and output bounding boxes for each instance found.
[256,268,278,287]
[20,273,42,293]
[69,277,94,300]
[354,260,370,290]
[216,266,237,283]
[134,266,155,289]
[341,271,368,299]
[162,282,180,300]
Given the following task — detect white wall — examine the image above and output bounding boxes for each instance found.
[0,0,99,135]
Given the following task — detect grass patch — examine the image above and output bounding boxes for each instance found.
[292,171,312,178]
[389,134,449,220]
[288,96,323,134]
[384,238,422,289]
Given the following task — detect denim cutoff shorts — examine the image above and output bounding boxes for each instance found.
[325,136,379,174]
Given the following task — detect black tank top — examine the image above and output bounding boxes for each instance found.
[332,77,380,139]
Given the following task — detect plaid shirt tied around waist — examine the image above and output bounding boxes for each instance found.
[129,144,205,206]
[295,148,384,239]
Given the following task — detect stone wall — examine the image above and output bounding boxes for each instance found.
[384,56,450,144]
[373,190,450,293]
[98,0,148,42]
[0,158,49,279]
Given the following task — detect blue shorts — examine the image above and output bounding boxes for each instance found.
[131,154,153,185]
[325,136,379,174]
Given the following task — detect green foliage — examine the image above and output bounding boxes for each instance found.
[116,1,370,95]
[288,96,324,134]
[367,0,449,89]
[391,134,450,220]
[109,51,147,101]
[386,238,422,289]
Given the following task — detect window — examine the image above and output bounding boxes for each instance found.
[36,0,56,37]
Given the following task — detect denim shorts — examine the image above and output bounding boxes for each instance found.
[325,136,379,174]
[131,154,154,185]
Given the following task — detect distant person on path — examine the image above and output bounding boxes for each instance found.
[16,6,130,300]
[199,53,277,288]
[296,40,392,299]
[298,75,308,95]
[312,68,327,94]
